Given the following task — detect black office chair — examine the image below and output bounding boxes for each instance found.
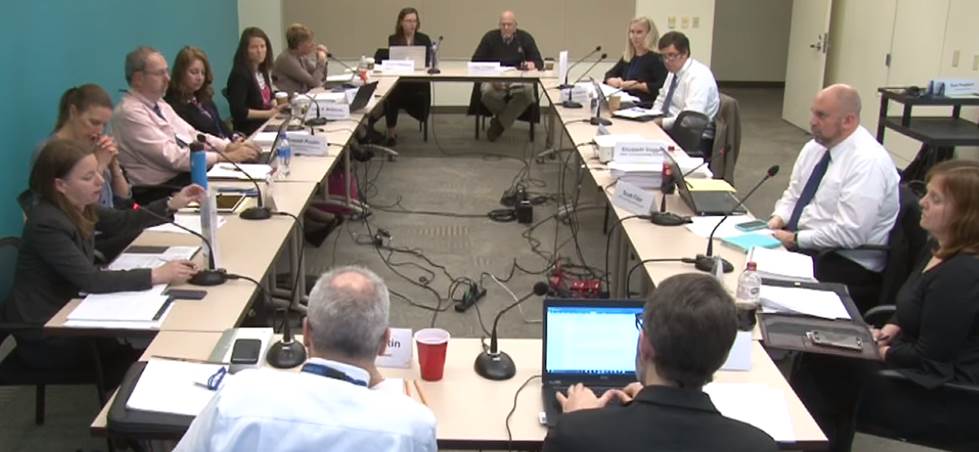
[467,82,539,141]
[0,237,101,425]
[857,305,979,450]
[667,110,711,158]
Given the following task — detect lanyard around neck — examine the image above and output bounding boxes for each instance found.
[301,362,368,387]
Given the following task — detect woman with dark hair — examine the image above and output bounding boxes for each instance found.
[46,84,130,208]
[227,27,286,135]
[273,22,329,95]
[375,7,432,146]
[792,160,979,451]
[4,139,203,369]
[166,46,234,139]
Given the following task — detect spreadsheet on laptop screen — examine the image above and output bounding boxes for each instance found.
[544,306,642,376]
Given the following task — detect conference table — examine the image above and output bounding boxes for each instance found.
[44,67,825,449]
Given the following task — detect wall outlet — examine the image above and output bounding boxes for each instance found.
[667,16,676,29]
[681,16,690,29]
[952,50,960,67]
[692,16,700,28]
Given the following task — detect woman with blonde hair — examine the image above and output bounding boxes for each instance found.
[603,17,667,105]
[273,23,329,94]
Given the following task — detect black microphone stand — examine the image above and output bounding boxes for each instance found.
[475,282,549,380]
[428,36,443,74]
[136,203,228,286]
[558,46,601,89]
[266,308,307,368]
[198,134,272,221]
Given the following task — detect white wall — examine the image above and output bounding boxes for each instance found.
[237,0,283,57]
[711,0,791,82]
[635,0,715,67]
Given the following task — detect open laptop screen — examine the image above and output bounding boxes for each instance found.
[543,300,643,379]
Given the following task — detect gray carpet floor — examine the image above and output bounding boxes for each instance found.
[0,88,937,451]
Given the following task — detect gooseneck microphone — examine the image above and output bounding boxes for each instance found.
[291,93,325,127]
[558,46,601,89]
[327,53,359,90]
[267,308,307,368]
[693,165,780,274]
[198,135,271,221]
[475,282,549,380]
[572,53,609,86]
[134,202,228,286]
[649,161,689,226]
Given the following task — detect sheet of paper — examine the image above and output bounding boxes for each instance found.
[69,287,169,322]
[703,383,795,442]
[720,331,753,371]
[126,359,229,416]
[685,178,736,192]
[62,300,173,330]
[599,83,641,103]
[759,285,851,320]
[207,163,272,180]
[108,246,198,271]
[147,215,226,235]
[748,247,816,281]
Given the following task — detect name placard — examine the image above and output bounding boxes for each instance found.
[381,59,416,74]
[613,140,666,164]
[560,84,591,103]
[375,328,413,368]
[289,133,329,156]
[612,180,656,216]
[319,102,351,120]
[467,61,502,75]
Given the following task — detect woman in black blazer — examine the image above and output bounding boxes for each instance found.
[165,46,235,140]
[603,17,668,106]
[4,139,203,369]
[378,7,432,146]
[792,160,979,451]
[227,27,285,135]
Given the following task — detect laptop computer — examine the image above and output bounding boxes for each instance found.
[541,297,644,427]
[348,81,379,113]
[664,150,745,216]
[257,118,291,164]
[388,45,427,69]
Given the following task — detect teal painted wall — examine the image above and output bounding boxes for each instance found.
[0,0,240,237]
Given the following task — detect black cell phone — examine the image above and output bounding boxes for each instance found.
[164,288,208,300]
[230,339,262,365]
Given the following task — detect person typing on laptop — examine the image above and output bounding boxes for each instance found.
[542,274,776,452]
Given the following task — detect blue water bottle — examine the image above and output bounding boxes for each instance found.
[190,137,208,189]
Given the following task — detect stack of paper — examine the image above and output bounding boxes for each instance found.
[685,178,736,192]
[147,214,226,235]
[108,246,198,271]
[607,161,663,190]
[207,163,272,181]
[126,358,229,416]
[68,285,170,322]
[703,383,795,442]
[759,285,851,320]
[747,247,816,282]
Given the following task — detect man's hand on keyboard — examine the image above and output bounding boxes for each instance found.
[556,383,630,413]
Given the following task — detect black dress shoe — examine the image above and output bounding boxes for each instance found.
[487,117,504,142]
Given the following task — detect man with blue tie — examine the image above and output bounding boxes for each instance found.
[768,84,899,312]
[650,31,719,131]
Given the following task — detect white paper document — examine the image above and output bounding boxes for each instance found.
[704,383,795,442]
[747,247,816,282]
[599,83,640,104]
[69,286,169,322]
[207,163,272,180]
[63,301,173,330]
[759,285,851,320]
[147,214,226,235]
[108,246,199,271]
[126,359,228,416]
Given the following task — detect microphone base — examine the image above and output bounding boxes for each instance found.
[694,254,734,274]
[305,118,328,127]
[561,100,583,109]
[240,206,273,220]
[427,67,441,74]
[266,339,307,369]
[190,269,228,286]
[474,350,516,381]
[589,117,613,126]
[557,83,573,90]
[649,211,689,226]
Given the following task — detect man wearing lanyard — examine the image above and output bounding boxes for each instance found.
[650,31,719,132]
[175,266,437,452]
[768,84,899,312]
[111,46,259,204]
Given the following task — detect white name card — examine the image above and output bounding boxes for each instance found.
[560,84,591,103]
[558,50,569,84]
[928,78,977,97]
[467,61,502,75]
[289,133,329,156]
[381,59,416,74]
[613,140,666,164]
[319,102,351,120]
[375,328,413,368]
[612,180,656,216]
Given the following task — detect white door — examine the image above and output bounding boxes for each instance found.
[782,0,834,131]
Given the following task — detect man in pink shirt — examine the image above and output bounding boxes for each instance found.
[112,47,258,203]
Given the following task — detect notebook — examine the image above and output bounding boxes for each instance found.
[664,150,744,216]
[541,298,644,426]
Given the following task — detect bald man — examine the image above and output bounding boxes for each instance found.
[768,84,899,312]
[472,10,543,141]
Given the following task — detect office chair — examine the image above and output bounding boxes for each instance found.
[467,82,539,141]
[667,110,711,158]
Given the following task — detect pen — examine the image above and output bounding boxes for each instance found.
[151,355,227,365]
[412,379,428,406]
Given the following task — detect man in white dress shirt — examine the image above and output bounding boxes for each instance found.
[651,31,719,131]
[174,266,437,452]
[768,84,899,312]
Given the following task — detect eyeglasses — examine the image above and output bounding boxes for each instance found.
[140,68,169,78]
[635,313,644,331]
[662,52,684,61]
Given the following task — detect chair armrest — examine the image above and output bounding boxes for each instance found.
[879,369,979,395]
[864,305,897,327]
[0,322,43,334]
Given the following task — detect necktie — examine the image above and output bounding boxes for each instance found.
[786,150,832,231]
[152,103,165,120]
[660,75,679,116]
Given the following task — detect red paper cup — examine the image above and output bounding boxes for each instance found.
[415,328,450,381]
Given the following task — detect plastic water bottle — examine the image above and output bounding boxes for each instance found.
[736,261,762,307]
[274,131,292,179]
